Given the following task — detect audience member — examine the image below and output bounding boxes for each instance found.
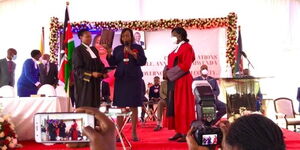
[17,50,42,97]
[194,64,226,124]
[242,69,263,111]
[141,76,161,122]
[39,54,58,87]
[154,74,168,131]
[0,48,17,88]
[187,114,286,150]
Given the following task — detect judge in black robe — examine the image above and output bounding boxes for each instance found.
[72,29,106,108]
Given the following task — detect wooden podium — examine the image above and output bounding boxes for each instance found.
[218,77,261,118]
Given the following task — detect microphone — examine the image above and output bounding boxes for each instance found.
[124,42,130,46]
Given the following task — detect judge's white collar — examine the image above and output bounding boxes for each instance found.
[82,43,97,58]
[174,41,185,53]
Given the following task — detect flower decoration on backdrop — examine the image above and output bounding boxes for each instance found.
[49,17,60,63]
[49,12,238,68]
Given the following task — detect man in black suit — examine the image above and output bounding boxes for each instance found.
[39,54,58,87]
[0,48,17,87]
[193,64,226,124]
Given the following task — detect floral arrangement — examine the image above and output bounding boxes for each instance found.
[0,115,22,150]
[49,17,60,63]
[49,13,238,68]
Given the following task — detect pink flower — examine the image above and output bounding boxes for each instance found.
[12,138,17,145]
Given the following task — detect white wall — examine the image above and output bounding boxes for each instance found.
[0,0,300,108]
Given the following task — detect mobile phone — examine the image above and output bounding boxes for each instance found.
[201,134,218,146]
[34,112,95,143]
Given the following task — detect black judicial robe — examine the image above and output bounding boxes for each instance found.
[72,44,105,108]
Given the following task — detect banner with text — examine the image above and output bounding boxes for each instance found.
[142,28,227,85]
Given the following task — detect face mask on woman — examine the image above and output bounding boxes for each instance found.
[171,36,178,44]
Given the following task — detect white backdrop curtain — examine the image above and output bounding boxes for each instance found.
[0,0,299,105]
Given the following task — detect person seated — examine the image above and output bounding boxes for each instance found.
[242,69,263,111]
[154,75,168,131]
[140,79,148,123]
[193,65,226,124]
[149,76,161,101]
[187,114,285,150]
[141,78,160,122]
[148,76,161,110]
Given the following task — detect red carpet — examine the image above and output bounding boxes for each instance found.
[19,123,300,150]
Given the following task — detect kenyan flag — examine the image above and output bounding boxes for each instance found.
[58,6,75,91]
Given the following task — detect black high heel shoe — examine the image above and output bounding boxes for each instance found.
[177,135,187,142]
[168,133,182,141]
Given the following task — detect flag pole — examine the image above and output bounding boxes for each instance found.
[40,27,45,54]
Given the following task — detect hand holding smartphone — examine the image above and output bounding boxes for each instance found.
[35,107,116,150]
[35,113,95,143]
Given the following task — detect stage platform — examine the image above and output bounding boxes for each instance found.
[19,122,300,150]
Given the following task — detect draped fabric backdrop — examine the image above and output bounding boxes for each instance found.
[0,0,300,109]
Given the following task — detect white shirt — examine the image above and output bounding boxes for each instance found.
[82,43,97,58]
[174,41,185,53]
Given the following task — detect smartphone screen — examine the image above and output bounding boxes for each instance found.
[34,113,95,143]
[202,134,218,146]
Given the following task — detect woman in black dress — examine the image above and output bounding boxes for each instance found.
[104,28,147,141]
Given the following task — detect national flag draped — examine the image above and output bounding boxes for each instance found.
[40,27,45,54]
[58,6,75,91]
[234,26,244,75]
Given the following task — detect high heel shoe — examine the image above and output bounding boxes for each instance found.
[132,136,139,142]
[168,133,182,141]
[177,136,187,142]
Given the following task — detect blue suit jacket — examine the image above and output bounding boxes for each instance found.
[193,76,220,97]
[17,59,40,96]
[107,44,147,79]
